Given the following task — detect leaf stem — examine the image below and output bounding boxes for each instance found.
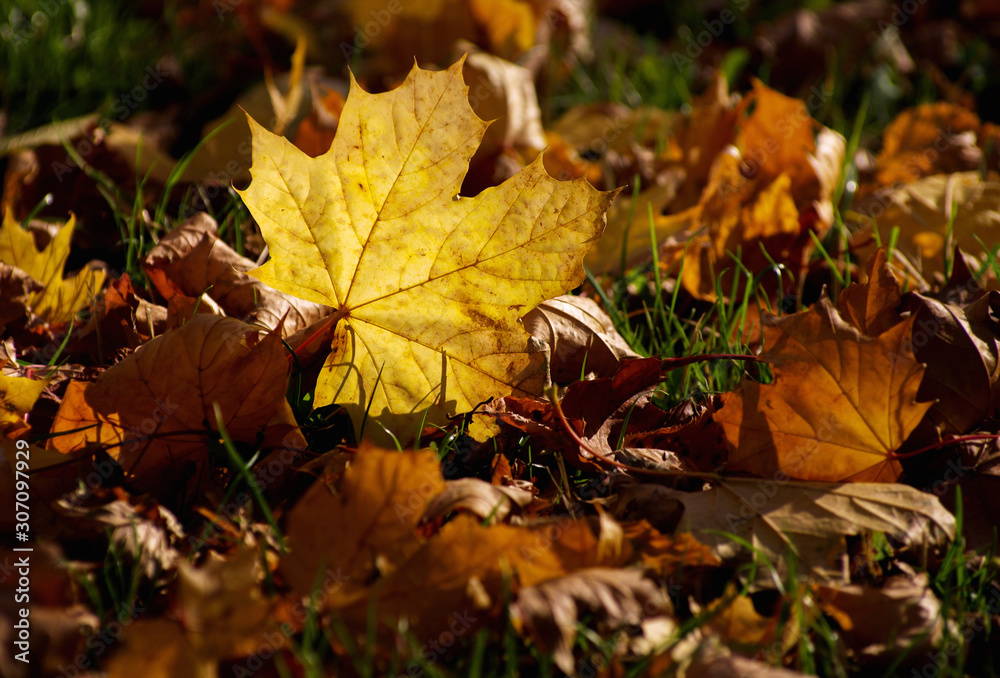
[885,434,1000,460]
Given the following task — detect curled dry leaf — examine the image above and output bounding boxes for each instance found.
[512,567,666,675]
[716,298,930,482]
[47,315,304,501]
[902,291,1000,440]
[0,210,106,325]
[669,479,956,581]
[240,58,616,440]
[144,212,330,338]
[521,294,640,383]
[816,573,943,667]
[59,496,184,581]
[421,477,534,525]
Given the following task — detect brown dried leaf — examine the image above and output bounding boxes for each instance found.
[669,479,956,580]
[58,496,184,581]
[872,102,983,189]
[522,294,640,383]
[144,213,330,337]
[47,315,304,501]
[716,298,930,482]
[903,291,1000,439]
[421,477,534,525]
[658,81,845,301]
[816,574,943,667]
[511,567,666,674]
[280,445,446,600]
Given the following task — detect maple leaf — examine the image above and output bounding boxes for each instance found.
[0,209,105,325]
[48,315,304,500]
[0,372,48,436]
[240,58,616,438]
[716,298,932,482]
[836,248,1000,442]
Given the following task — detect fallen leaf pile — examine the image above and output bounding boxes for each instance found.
[2,3,1000,677]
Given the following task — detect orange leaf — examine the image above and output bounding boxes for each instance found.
[716,299,931,481]
[48,315,302,499]
[279,445,447,600]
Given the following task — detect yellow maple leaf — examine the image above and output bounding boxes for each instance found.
[0,373,49,436]
[240,58,616,438]
[0,210,106,324]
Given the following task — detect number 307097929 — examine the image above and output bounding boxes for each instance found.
[14,440,30,538]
